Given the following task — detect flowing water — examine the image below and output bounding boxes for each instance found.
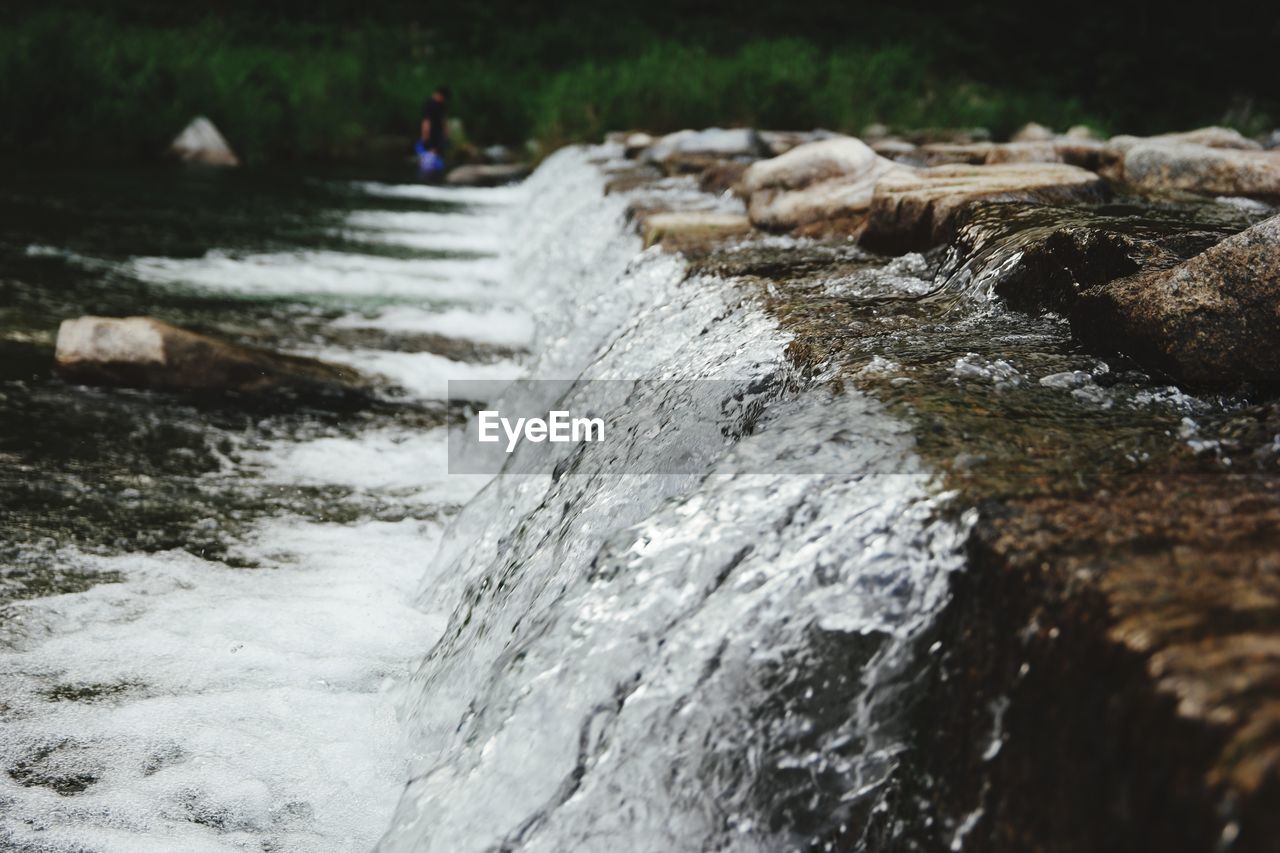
[0,147,1261,852]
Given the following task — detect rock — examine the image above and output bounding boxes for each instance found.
[758,129,838,157]
[985,141,1063,164]
[738,137,908,233]
[948,201,1246,317]
[643,128,768,165]
[168,116,239,167]
[917,142,995,166]
[1065,124,1102,140]
[869,138,918,160]
[639,211,753,249]
[1104,126,1263,168]
[904,127,992,145]
[1073,213,1280,389]
[445,163,531,187]
[1266,130,1280,150]
[1053,137,1108,171]
[739,137,883,195]
[698,161,750,196]
[623,132,654,159]
[861,162,1106,253]
[55,316,367,401]
[1122,143,1280,197]
[1011,122,1055,142]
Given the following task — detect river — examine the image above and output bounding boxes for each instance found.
[0,145,1259,852]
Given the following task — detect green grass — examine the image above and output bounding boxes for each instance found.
[0,10,1178,164]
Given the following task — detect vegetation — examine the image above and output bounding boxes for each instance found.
[0,3,1275,163]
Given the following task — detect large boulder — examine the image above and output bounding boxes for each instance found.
[445,163,531,187]
[1072,213,1280,389]
[860,162,1106,252]
[168,117,239,167]
[1122,143,1280,198]
[55,316,367,401]
[739,137,909,232]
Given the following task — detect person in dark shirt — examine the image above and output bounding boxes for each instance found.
[421,86,450,154]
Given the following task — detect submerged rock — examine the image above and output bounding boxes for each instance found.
[168,117,239,167]
[861,162,1106,252]
[55,316,366,400]
[1122,143,1280,198]
[1073,213,1280,389]
[445,163,531,187]
[739,137,908,233]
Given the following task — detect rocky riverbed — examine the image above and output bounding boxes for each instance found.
[606,123,1280,852]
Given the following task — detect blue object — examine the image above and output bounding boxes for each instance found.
[415,140,445,175]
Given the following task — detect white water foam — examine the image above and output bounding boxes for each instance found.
[331,305,534,349]
[126,251,508,303]
[350,181,527,206]
[0,519,445,853]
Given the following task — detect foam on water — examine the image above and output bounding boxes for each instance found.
[0,519,445,853]
[125,250,508,303]
[351,181,527,206]
[331,306,534,348]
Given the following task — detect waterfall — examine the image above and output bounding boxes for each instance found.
[378,147,972,852]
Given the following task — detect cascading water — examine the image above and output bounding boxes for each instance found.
[377,147,973,852]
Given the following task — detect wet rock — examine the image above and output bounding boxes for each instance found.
[1073,213,1280,389]
[1122,143,1280,198]
[168,117,239,167]
[639,211,752,250]
[55,316,366,400]
[951,202,1240,317]
[1266,130,1280,151]
[861,162,1106,253]
[445,163,531,187]
[1011,121,1055,142]
[739,137,908,233]
[643,128,768,166]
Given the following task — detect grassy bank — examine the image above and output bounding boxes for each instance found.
[0,8,1271,163]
